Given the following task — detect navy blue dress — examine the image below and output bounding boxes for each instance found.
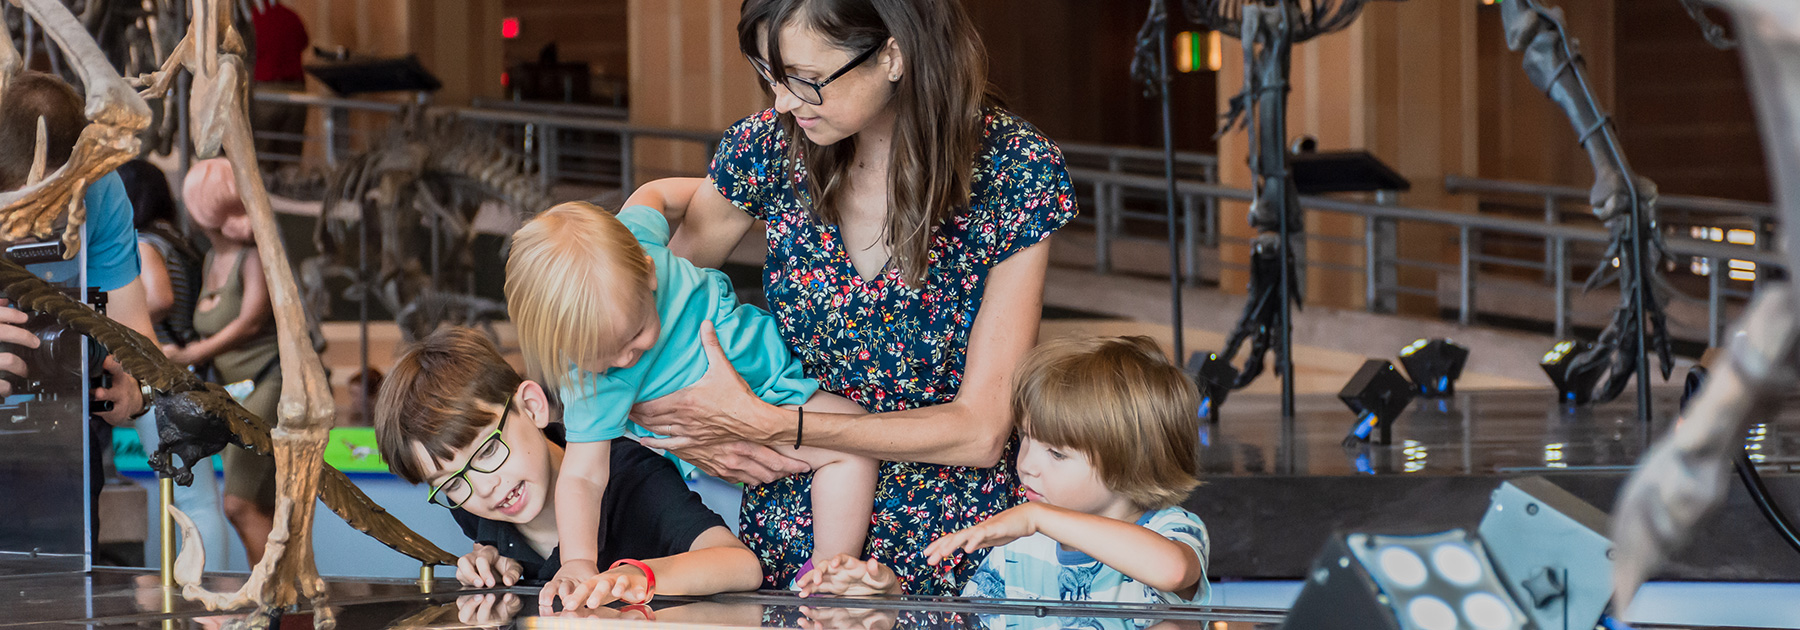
[708,107,1077,595]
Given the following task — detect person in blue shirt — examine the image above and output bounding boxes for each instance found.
[800,336,1211,622]
[504,199,872,610]
[0,71,160,555]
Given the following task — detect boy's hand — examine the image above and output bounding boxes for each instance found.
[579,565,654,608]
[454,593,523,626]
[795,555,901,597]
[923,503,1042,566]
[540,559,601,611]
[456,544,523,588]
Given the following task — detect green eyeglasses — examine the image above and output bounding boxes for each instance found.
[425,393,514,509]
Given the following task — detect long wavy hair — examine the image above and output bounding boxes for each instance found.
[739,0,993,287]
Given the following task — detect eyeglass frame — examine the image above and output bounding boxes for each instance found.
[425,392,515,509]
[747,41,885,106]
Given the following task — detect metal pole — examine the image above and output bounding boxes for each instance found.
[1708,257,1724,347]
[620,132,636,191]
[1364,216,1378,312]
[158,477,174,588]
[1543,194,1558,283]
[1460,226,1474,326]
[1183,195,1200,286]
[322,105,338,167]
[420,564,434,593]
[1155,10,1186,360]
[1554,237,1569,339]
[1095,182,1112,274]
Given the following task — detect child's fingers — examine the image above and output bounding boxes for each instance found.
[473,557,496,588]
[584,579,620,609]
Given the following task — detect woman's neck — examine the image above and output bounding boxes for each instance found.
[851,106,898,174]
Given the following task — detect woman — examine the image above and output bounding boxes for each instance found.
[629,0,1075,595]
[117,159,230,570]
[168,158,282,565]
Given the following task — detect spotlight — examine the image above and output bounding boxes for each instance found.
[1478,477,1613,630]
[1280,529,1532,630]
[1340,359,1416,445]
[1188,350,1240,425]
[1539,341,1605,406]
[1398,338,1469,398]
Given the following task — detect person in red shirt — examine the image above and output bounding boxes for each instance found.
[250,0,309,165]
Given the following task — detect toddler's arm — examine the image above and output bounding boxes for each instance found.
[541,440,615,610]
[623,178,705,226]
[795,554,902,597]
[925,503,1205,599]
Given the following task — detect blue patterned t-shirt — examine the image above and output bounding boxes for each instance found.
[962,505,1212,614]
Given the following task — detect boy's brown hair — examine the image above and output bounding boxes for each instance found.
[0,71,86,191]
[1012,336,1201,511]
[375,327,524,484]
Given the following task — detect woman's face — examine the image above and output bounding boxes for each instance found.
[414,384,557,524]
[763,23,900,146]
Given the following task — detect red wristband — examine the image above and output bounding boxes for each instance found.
[609,559,656,604]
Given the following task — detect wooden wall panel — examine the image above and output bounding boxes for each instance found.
[628,0,768,182]
[501,0,629,80]
[1216,1,1479,315]
[1474,1,1615,190]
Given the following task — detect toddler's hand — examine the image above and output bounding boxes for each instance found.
[540,560,601,611]
[923,503,1041,566]
[578,565,654,608]
[795,555,900,597]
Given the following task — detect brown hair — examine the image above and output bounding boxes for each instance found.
[0,71,85,191]
[1013,336,1201,510]
[375,327,524,485]
[738,0,992,287]
[505,201,655,391]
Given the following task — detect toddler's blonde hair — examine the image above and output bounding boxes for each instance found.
[505,201,654,391]
[1013,336,1202,510]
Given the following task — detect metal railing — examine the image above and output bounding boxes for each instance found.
[246,91,1779,346]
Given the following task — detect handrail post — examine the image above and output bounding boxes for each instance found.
[1553,237,1569,339]
[322,103,338,167]
[1542,194,1558,283]
[1459,226,1475,326]
[1708,256,1724,347]
[620,131,635,191]
[536,123,553,190]
[1094,181,1112,274]
[1183,194,1200,286]
[1364,214,1378,313]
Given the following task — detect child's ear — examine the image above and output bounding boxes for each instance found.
[644,255,657,292]
[517,381,554,429]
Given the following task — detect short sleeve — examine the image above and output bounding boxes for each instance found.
[601,440,727,561]
[707,110,788,221]
[559,372,634,442]
[987,126,1077,264]
[1147,508,1211,604]
[83,172,141,292]
[617,205,672,247]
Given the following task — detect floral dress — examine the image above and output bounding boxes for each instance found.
[709,107,1077,595]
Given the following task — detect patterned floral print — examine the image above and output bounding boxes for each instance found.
[709,108,1077,596]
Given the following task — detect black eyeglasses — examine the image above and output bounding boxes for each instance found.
[426,393,514,509]
[748,42,884,106]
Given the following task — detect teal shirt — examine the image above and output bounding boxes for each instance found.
[85,172,141,292]
[559,206,818,454]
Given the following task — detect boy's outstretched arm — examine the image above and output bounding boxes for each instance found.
[925,503,1205,599]
[577,526,763,608]
[543,440,615,610]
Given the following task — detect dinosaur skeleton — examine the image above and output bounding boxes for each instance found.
[301,104,544,344]
[1610,0,1800,612]
[0,0,452,627]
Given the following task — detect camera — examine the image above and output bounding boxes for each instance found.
[0,240,107,404]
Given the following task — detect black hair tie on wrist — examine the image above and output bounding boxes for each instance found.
[795,406,805,450]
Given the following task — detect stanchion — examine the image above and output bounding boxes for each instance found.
[419,564,434,594]
[159,476,176,630]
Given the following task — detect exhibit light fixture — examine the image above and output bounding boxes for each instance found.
[1188,350,1239,425]
[1340,359,1415,446]
[1539,340,1605,406]
[1398,338,1469,399]
[1281,529,1531,630]
[1283,477,1610,630]
[501,17,521,39]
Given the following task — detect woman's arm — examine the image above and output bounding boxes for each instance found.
[635,238,1053,468]
[136,243,174,324]
[664,178,757,270]
[168,251,273,366]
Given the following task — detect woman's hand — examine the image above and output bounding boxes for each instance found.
[796,555,902,597]
[162,343,196,367]
[923,503,1042,566]
[656,440,810,485]
[800,605,898,630]
[631,321,784,446]
[455,544,522,588]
